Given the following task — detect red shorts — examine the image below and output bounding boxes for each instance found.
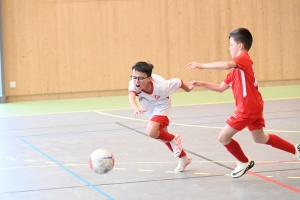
[150,115,170,129]
[226,114,265,131]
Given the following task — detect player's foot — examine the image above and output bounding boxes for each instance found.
[295,144,300,161]
[174,155,192,172]
[231,157,254,178]
[170,134,182,157]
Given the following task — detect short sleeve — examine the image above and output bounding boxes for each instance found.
[224,71,232,86]
[165,78,182,96]
[233,52,252,71]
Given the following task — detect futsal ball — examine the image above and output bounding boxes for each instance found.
[89,149,114,175]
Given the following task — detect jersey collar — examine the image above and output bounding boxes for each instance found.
[142,81,154,94]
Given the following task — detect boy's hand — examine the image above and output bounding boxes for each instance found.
[187,83,195,91]
[186,62,202,70]
[181,82,194,92]
[133,108,146,117]
[188,80,201,87]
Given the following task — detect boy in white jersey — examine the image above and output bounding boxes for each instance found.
[186,28,300,178]
[128,61,193,172]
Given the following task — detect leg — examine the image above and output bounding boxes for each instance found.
[219,124,248,163]
[160,126,176,143]
[249,116,297,155]
[218,124,239,145]
[162,127,192,172]
[265,133,295,154]
[251,129,296,154]
[148,116,193,171]
[147,116,174,141]
[146,121,162,139]
[164,126,186,157]
[148,116,182,157]
[250,129,269,144]
[224,116,256,178]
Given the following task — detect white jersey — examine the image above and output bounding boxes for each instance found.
[128,74,183,119]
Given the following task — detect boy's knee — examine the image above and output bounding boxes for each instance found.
[147,132,157,138]
[252,137,259,143]
[218,134,231,145]
[217,134,224,143]
[146,128,159,139]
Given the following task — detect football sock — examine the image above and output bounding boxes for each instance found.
[224,139,248,163]
[165,142,186,158]
[157,128,175,141]
[266,134,296,154]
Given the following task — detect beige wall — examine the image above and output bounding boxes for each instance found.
[2,0,300,102]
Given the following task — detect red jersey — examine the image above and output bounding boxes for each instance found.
[223,52,264,118]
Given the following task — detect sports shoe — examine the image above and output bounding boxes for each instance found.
[170,134,182,157]
[295,144,300,161]
[174,155,192,173]
[231,157,255,178]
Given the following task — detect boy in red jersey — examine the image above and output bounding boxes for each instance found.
[129,61,193,172]
[186,28,300,178]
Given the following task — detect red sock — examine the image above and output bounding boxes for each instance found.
[224,139,248,163]
[156,129,175,141]
[266,134,296,154]
[165,142,186,158]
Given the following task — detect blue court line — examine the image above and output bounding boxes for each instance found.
[20,138,114,200]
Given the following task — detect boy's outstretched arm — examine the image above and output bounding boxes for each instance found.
[186,61,236,70]
[188,81,229,93]
[128,92,146,117]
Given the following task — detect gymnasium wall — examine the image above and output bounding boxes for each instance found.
[2,0,300,102]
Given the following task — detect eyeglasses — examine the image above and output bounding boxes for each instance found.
[130,76,149,82]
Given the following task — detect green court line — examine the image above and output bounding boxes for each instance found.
[0,85,299,117]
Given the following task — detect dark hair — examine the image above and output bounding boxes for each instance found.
[229,28,253,51]
[132,61,154,77]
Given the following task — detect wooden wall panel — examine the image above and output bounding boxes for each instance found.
[2,0,300,102]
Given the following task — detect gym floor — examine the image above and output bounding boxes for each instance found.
[0,85,300,200]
